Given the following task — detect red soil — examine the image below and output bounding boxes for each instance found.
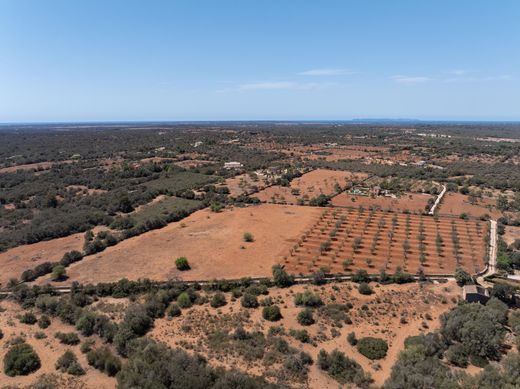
[284,208,488,276]
[331,192,433,213]
[48,205,321,285]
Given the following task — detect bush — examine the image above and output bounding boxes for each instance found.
[87,347,121,376]
[289,329,310,343]
[317,349,370,387]
[19,312,37,325]
[241,293,259,308]
[357,337,388,360]
[445,344,468,367]
[262,305,282,321]
[60,250,83,266]
[352,269,370,283]
[3,343,41,377]
[117,338,275,388]
[55,332,80,345]
[358,282,373,295]
[347,332,357,346]
[167,303,182,317]
[177,292,193,309]
[175,256,190,271]
[80,339,95,354]
[37,315,51,329]
[55,350,85,376]
[272,264,294,287]
[454,267,473,286]
[51,265,67,281]
[0,329,3,339]
[210,292,227,308]
[294,290,323,307]
[123,305,154,336]
[243,232,254,242]
[297,308,315,326]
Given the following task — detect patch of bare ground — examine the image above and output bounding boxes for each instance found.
[0,161,74,174]
[149,281,460,388]
[51,204,321,285]
[437,192,503,218]
[173,159,212,168]
[0,300,115,388]
[254,169,368,204]
[331,192,433,213]
[0,233,84,288]
[222,174,267,197]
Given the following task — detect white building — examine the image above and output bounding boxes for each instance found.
[224,161,243,169]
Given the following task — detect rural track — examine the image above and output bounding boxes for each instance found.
[476,219,498,286]
[0,273,455,296]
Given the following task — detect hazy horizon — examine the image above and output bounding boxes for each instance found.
[2,0,519,122]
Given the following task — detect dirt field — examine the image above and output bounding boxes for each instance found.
[284,208,488,276]
[331,192,433,213]
[0,299,116,388]
[0,161,73,174]
[0,232,87,287]
[222,173,268,197]
[254,169,368,204]
[48,205,321,285]
[150,280,460,387]
[437,193,502,219]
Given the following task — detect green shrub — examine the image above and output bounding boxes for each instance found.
[272,264,294,287]
[55,332,80,345]
[177,292,192,308]
[297,308,315,326]
[262,305,282,321]
[445,344,468,367]
[87,347,121,377]
[55,350,85,376]
[357,337,388,360]
[358,282,373,295]
[317,348,370,387]
[241,293,259,308]
[289,329,310,343]
[0,329,3,339]
[167,304,182,317]
[175,257,190,271]
[19,312,37,325]
[3,343,41,377]
[243,232,254,242]
[210,292,227,308]
[347,332,357,346]
[294,290,323,307]
[51,265,67,281]
[352,269,370,283]
[37,315,51,329]
[454,267,473,286]
[80,339,95,354]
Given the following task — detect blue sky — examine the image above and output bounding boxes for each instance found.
[1,0,519,122]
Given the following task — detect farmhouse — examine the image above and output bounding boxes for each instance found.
[462,284,490,304]
[224,161,243,169]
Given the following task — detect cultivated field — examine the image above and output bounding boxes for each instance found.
[46,204,321,285]
[283,208,488,276]
[331,192,433,213]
